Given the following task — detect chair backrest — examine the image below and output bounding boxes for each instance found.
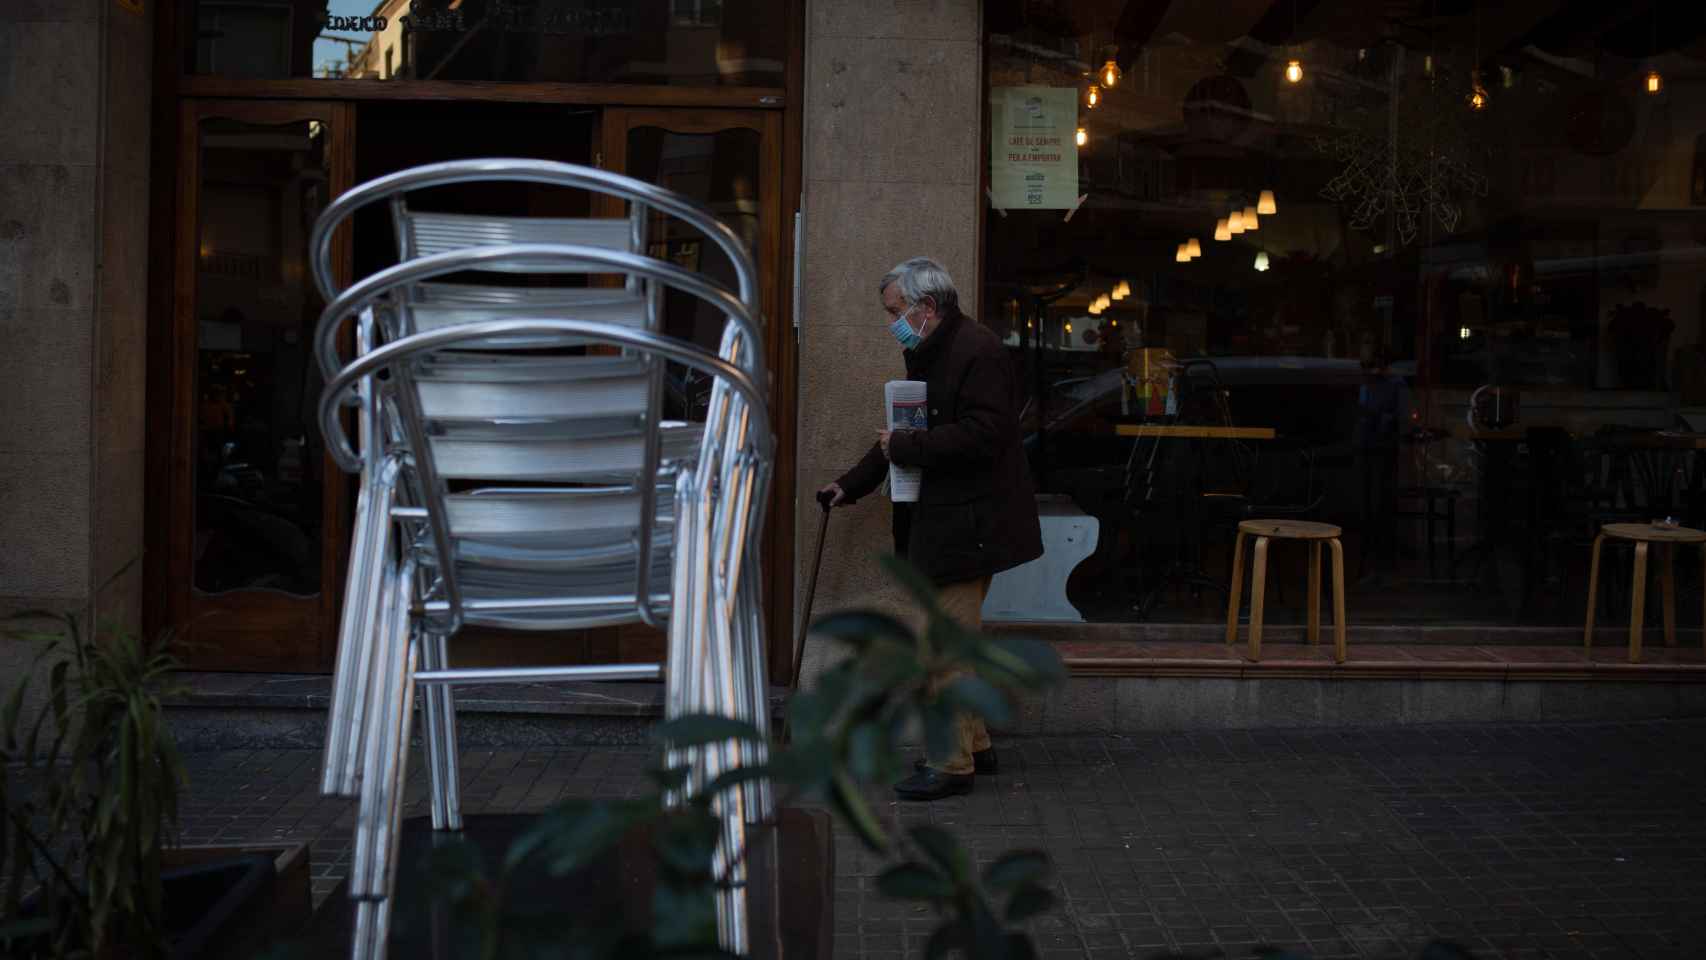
[320,314,771,636]
[309,161,768,633]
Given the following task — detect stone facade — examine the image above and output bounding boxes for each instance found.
[0,0,152,660]
[794,0,982,681]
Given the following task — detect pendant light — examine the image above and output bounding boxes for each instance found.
[1086,83,1101,108]
[1185,238,1202,258]
[1645,9,1662,95]
[1242,205,1260,230]
[1254,251,1270,272]
[1228,210,1245,235]
[1282,0,1302,84]
[1100,58,1121,88]
[1176,243,1190,263]
[1257,190,1277,215]
[1075,126,1088,147]
[1214,218,1231,242]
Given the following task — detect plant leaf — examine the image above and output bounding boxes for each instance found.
[875,862,956,901]
[809,610,914,648]
[652,714,766,749]
[879,554,942,616]
[940,676,1013,726]
[983,851,1050,892]
[908,825,969,882]
[1004,884,1057,923]
[829,772,887,852]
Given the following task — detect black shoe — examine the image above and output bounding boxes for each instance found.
[893,768,974,801]
[914,748,997,775]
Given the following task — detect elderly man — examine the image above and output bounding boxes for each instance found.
[819,257,1043,801]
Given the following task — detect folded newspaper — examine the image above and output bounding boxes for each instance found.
[885,380,927,502]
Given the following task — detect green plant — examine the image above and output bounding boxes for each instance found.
[393,555,1067,959]
[0,614,188,959]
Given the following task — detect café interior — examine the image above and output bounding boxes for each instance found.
[981,0,1706,630]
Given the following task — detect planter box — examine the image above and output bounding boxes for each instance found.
[163,843,312,959]
[305,809,833,959]
[10,842,309,960]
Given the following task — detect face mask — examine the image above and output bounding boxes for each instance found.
[888,308,922,349]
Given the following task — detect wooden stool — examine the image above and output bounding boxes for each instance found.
[1226,519,1347,663]
[1585,522,1706,663]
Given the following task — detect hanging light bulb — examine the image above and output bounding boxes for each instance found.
[1646,70,1663,95]
[1185,238,1201,259]
[1101,59,1121,88]
[1254,251,1270,272]
[1257,190,1277,216]
[1097,294,1112,311]
[1214,218,1231,242]
[1085,83,1101,109]
[1112,284,1127,301]
[1110,317,1118,327]
[1242,206,1260,230]
[1285,59,1303,84]
[1026,318,1033,330]
[1176,243,1190,263]
[1067,317,1077,331]
[1228,210,1245,234]
[1468,70,1489,111]
[1074,126,1088,147]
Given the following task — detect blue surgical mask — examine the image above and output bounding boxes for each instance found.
[888,308,922,349]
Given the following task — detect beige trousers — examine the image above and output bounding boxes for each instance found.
[901,576,993,776]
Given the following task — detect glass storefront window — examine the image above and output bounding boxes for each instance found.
[985,2,1706,627]
[187,0,785,85]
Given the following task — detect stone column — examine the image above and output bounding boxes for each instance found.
[795,0,981,681]
[0,0,151,666]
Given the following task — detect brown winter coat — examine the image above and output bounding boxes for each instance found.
[835,307,1043,585]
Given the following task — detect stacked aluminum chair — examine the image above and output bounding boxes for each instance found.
[308,160,774,959]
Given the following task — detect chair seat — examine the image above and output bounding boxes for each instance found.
[1237,519,1341,540]
[1601,522,1706,544]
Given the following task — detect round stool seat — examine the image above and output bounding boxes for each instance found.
[1601,522,1706,544]
[1237,519,1342,540]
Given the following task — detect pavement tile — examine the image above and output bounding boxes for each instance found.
[164,720,1706,959]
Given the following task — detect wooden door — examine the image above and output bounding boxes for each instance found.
[600,108,795,677]
[164,99,354,670]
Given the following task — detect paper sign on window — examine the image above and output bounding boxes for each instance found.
[989,86,1079,210]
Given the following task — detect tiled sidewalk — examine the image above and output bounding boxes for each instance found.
[178,721,1706,959]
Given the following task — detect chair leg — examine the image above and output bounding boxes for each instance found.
[1584,534,1604,651]
[1663,543,1676,649]
[1307,541,1322,645]
[1225,530,1248,647]
[1329,538,1348,664]
[1630,542,1649,664]
[421,632,462,831]
[1248,536,1269,662]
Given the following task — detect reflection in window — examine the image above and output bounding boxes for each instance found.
[190,0,783,85]
[193,118,329,596]
[986,3,1706,628]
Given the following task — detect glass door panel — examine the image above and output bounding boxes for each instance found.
[192,117,330,597]
[168,101,351,671]
[601,108,784,665]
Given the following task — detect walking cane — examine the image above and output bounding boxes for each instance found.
[790,489,837,692]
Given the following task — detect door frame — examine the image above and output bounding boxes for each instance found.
[599,106,798,682]
[162,98,355,671]
[147,0,804,679]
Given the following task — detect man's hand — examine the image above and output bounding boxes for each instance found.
[817,482,846,508]
[877,429,893,459]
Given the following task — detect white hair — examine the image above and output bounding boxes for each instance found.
[879,257,959,315]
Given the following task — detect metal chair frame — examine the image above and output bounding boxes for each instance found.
[308,161,774,959]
